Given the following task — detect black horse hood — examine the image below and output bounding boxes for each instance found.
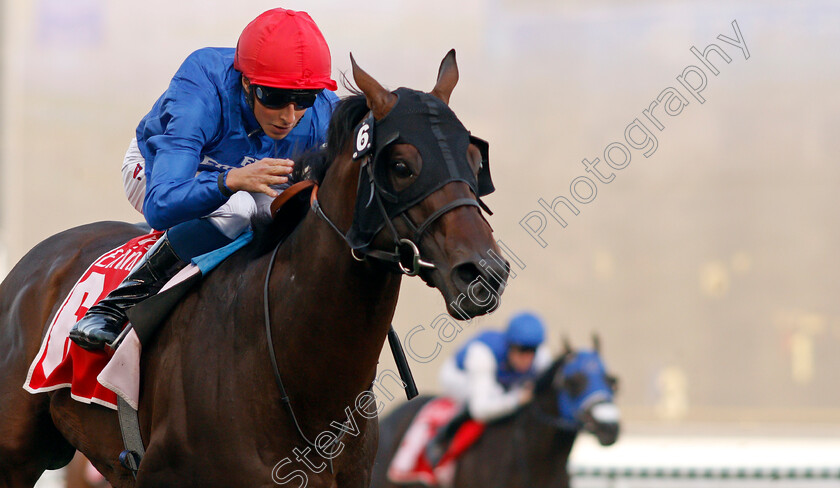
[347,87,494,250]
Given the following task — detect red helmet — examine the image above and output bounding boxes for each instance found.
[234,8,337,91]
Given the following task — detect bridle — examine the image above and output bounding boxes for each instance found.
[259,175,480,473]
[311,157,483,276]
[260,92,494,470]
[527,355,616,432]
[526,356,582,432]
[331,89,495,276]
[528,396,588,432]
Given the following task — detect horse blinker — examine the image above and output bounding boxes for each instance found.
[347,88,495,252]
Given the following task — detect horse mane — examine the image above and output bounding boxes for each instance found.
[533,354,566,394]
[293,91,369,185]
[249,90,370,255]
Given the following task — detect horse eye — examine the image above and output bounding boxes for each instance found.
[565,372,587,397]
[392,160,413,179]
[467,146,482,174]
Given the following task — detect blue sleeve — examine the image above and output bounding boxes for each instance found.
[312,90,339,147]
[140,53,228,230]
[320,90,340,132]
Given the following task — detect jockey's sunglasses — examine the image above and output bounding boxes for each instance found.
[510,345,538,354]
[253,86,322,110]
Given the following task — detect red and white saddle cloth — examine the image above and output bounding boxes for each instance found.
[388,397,485,487]
[23,232,164,410]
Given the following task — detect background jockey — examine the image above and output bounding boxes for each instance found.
[69,8,339,350]
[426,311,552,466]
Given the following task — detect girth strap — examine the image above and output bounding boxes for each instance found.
[117,392,145,477]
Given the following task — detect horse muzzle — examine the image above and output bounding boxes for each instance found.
[583,401,621,446]
[443,253,509,318]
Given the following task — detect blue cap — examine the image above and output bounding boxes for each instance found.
[505,312,546,348]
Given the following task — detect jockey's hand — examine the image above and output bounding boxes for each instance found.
[225,158,294,197]
[518,383,535,406]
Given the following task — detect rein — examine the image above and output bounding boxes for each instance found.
[310,182,431,275]
[262,239,358,474]
[527,403,580,432]
[259,90,490,468]
[262,241,322,450]
[260,177,450,468]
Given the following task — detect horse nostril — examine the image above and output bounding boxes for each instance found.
[450,259,507,311]
[452,262,482,292]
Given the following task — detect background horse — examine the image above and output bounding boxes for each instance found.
[370,339,619,488]
[0,51,507,487]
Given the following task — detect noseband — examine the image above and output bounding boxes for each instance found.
[311,167,482,276]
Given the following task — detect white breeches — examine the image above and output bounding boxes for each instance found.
[121,138,280,237]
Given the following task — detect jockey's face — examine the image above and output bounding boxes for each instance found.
[507,345,537,373]
[242,78,308,140]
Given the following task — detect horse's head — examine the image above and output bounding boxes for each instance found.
[534,336,620,446]
[319,50,507,319]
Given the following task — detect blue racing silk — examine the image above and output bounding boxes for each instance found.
[136,47,338,230]
[454,331,537,389]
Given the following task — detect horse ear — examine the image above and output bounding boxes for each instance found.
[350,53,398,120]
[562,336,572,355]
[431,49,459,105]
[592,333,601,353]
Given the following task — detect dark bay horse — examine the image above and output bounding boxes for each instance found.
[370,340,620,488]
[0,51,507,487]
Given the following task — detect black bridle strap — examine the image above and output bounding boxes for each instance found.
[403,198,481,243]
[310,189,399,266]
[262,206,419,463]
[311,184,430,272]
[367,162,403,249]
[263,240,369,475]
[528,403,580,431]
[311,198,352,251]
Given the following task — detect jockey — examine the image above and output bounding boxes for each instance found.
[69,8,339,350]
[426,311,552,466]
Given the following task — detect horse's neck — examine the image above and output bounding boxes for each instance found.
[521,396,576,480]
[276,157,401,423]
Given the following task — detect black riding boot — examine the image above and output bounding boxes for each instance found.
[425,407,472,468]
[68,234,188,350]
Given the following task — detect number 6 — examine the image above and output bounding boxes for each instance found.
[356,123,370,152]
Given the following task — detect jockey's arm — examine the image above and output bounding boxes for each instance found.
[463,343,528,422]
[139,53,232,231]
